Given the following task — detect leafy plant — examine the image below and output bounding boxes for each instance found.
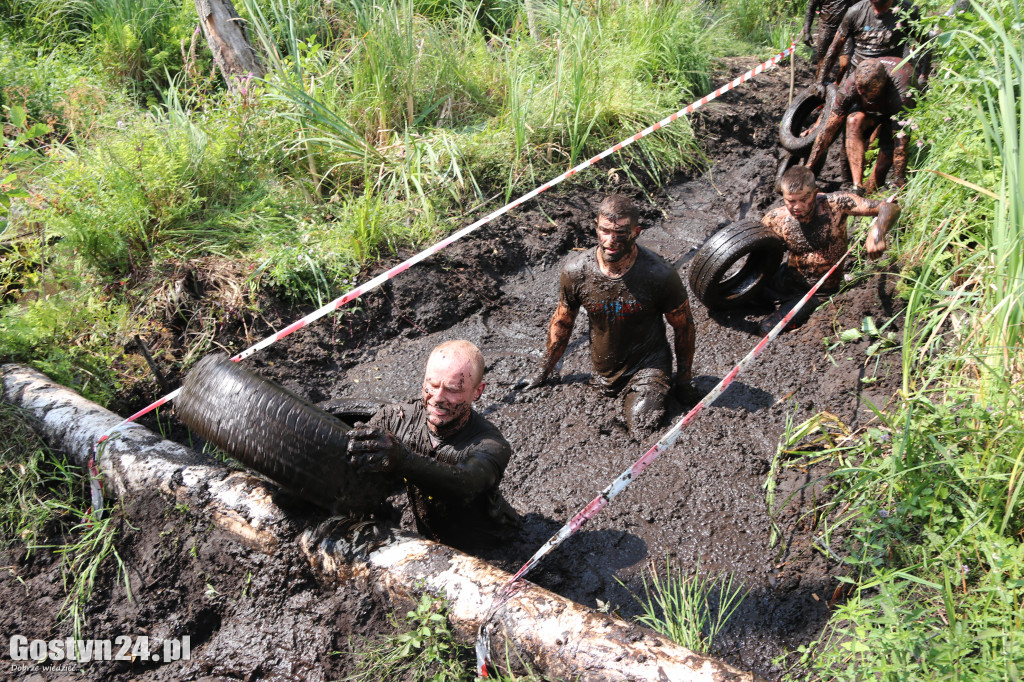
[348,591,473,681]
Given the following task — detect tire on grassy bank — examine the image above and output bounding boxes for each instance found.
[175,353,393,513]
[688,220,786,310]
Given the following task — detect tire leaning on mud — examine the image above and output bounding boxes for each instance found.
[175,353,395,514]
[688,220,786,310]
[779,84,837,153]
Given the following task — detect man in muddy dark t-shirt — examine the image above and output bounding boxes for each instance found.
[802,0,858,64]
[757,165,900,333]
[529,194,695,435]
[347,340,519,550]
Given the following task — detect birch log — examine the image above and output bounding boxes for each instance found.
[2,364,761,682]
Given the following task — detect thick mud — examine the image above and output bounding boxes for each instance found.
[2,58,902,680]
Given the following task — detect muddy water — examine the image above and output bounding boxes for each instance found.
[1,58,902,681]
[244,59,901,677]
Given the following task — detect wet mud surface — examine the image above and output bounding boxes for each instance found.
[2,58,902,680]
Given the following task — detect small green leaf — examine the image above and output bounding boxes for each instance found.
[25,123,51,139]
[840,328,863,343]
[10,105,26,128]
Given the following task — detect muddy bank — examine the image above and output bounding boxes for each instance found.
[2,56,902,681]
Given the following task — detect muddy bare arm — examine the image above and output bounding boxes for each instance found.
[864,201,900,258]
[347,425,503,500]
[815,30,847,87]
[527,301,578,388]
[802,0,822,46]
[665,300,695,385]
[807,108,845,173]
[830,193,901,258]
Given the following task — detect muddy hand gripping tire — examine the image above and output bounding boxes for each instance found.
[176,353,395,513]
[688,220,786,310]
[779,84,837,153]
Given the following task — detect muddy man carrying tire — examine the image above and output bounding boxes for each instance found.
[176,340,520,551]
[754,165,900,333]
[689,166,899,332]
[526,194,697,436]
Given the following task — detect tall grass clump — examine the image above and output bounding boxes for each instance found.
[629,559,746,656]
[0,403,130,642]
[783,0,1024,678]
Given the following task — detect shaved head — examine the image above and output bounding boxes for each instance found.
[422,340,486,436]
[429,340,485,384]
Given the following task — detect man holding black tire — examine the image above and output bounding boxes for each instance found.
[758,166,900,333]
[346,340,520,550]
[526,194,696,436]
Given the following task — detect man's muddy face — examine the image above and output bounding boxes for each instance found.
[856,76,886,101]
[596,215,640,263]
[782,187,818,224]
[421,353,484,435]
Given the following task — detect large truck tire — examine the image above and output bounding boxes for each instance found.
[688,221,786,310]
[779,84,837,153]
[175,353,395,513]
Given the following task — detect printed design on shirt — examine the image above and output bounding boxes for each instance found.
[585,297,645,323]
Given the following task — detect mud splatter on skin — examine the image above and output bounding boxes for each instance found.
[3,59,904,681]
[762,191,882,290]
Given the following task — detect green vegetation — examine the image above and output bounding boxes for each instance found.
[0,403,129,642]
[1,0,728,400]
[346,590,545,681]
[767,0,1024,678]
[629,559,747,656]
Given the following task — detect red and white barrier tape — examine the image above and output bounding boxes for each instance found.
[474,193,898,675]
[89,44,794,511]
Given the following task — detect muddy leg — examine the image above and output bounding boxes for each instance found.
[622,369,671,436]
[845,112,874,191]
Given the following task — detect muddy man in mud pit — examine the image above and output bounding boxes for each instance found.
[758,165,900,334]
[528,194,696,435]
[346,340,519,550]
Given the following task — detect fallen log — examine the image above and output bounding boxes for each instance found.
[1,363,761,682]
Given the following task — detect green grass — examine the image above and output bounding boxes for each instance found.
[0,403,130,642]
[627,559,747,656]
[344,590,550,681]
[1,0,733,399]
[767,2,1024,676]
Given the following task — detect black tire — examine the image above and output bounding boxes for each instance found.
[779,84,837,153]
[775,150,807,192]
[175,354,394,513]
[688,221,786,310]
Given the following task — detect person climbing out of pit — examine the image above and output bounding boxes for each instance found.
[807,58,909,194]
[757,165,900,334]
[814,0,927,106]
[345,340,520,550]
[801,0,858,67]
[526,194,696,436]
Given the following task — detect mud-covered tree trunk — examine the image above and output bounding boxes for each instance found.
[1,364,762,682]
[194,0,265,91]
